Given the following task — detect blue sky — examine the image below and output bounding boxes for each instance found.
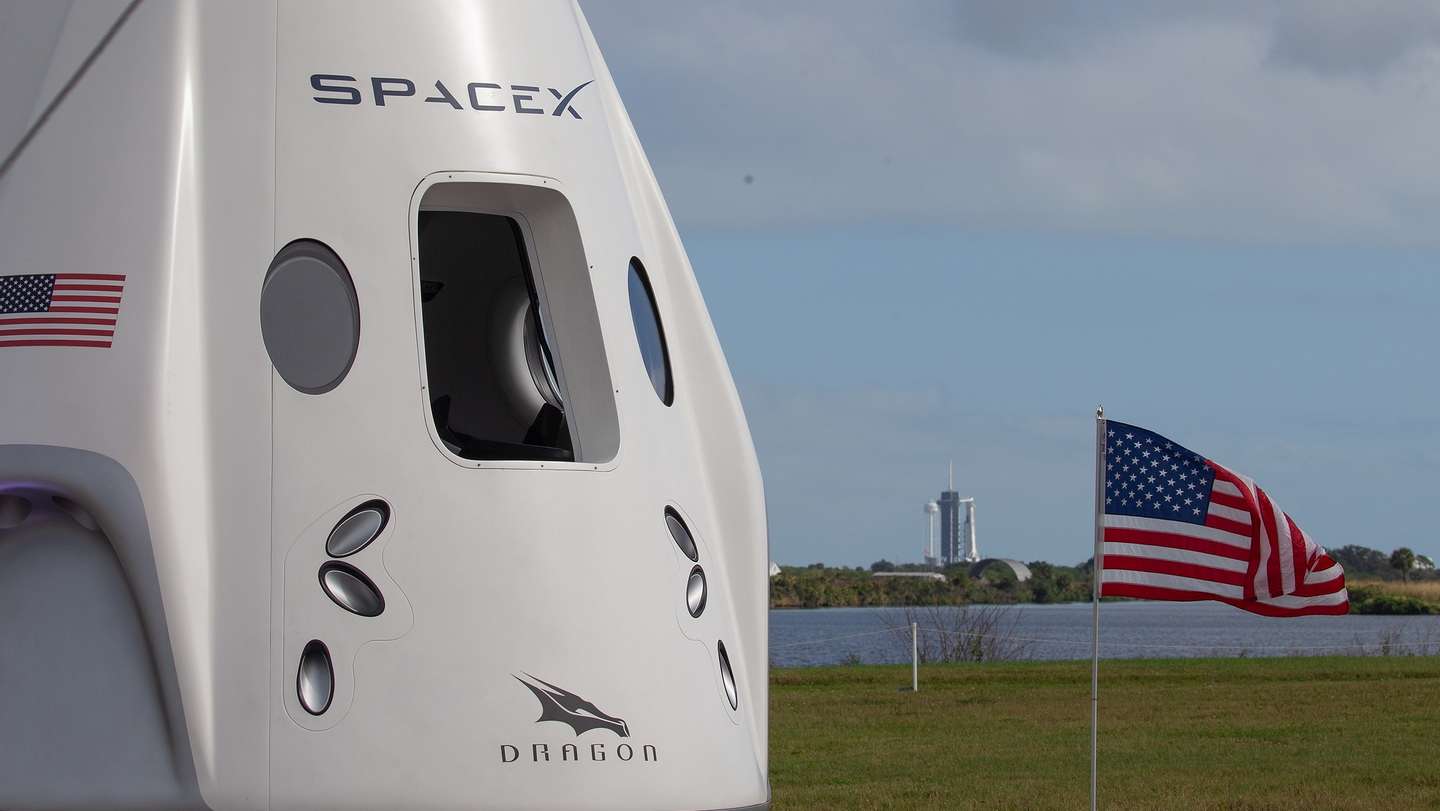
[584,2,1440,567]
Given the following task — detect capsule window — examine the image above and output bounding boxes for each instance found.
[627,259,673,406]
[413,181,619,464]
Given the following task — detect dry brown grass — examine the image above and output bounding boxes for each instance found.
[1350,578,1440,602]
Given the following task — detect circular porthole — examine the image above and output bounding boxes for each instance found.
[261,240,360,395]
[627,258,673,406]
[717,641,738,710]
[686,565,708,617]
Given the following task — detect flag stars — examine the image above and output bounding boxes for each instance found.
[1104,423,1216,526]
[0,273,58,314]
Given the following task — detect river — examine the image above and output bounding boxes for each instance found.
[769,602,1440,667]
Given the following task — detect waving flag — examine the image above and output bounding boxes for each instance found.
[0,273,126,349]
[1100,420,1347,616]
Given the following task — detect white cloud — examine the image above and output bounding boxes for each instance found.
[584,1,1440,244]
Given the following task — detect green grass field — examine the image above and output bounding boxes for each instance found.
[770,657,1440,810]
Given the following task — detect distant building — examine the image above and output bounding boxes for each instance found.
[938,489,961,566]
[923,501,940,567]
[961,498,978,563]
[936,462,978,566]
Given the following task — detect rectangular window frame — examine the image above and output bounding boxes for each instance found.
[407,172,620,472]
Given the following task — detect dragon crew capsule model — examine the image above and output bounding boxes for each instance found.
[0,2,769,809]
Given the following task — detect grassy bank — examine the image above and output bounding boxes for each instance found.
[1349,579,1440,615]
[1376,580,1440,602]
[771,656,1440,810]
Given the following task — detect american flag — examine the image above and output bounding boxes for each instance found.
[1101,420,1348,616]
[0,273,126,349]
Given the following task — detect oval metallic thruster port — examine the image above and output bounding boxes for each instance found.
[297,640,334,716]
[0,494,31,529]
[717,640,738,710]
[326,500,390,557]
[686,565,707,618]
[665,508,698,562]
[319,562,386,617]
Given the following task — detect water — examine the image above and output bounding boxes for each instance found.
[769,602,1440,667]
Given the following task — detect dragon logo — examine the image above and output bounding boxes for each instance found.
[515,674,630,737]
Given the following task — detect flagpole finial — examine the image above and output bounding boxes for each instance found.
[1096,405,1104,419]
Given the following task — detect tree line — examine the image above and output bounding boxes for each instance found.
[769,543,1436,610]
[769,560,1091,609]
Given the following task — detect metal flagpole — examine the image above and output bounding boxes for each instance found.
[1091,406,1106,811]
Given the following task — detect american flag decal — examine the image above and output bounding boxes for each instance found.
[0,273,126,349]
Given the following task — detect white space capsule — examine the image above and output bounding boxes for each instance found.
[0,2,769,809]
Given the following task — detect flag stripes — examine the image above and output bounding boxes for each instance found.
[1100,420,1347,617]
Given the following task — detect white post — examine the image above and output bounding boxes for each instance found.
[928,509,936,562]
[1091,406,1106,811]
[966,499,978,562]
[911,621,919,692]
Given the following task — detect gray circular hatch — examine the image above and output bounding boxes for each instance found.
[261,240,360,394]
